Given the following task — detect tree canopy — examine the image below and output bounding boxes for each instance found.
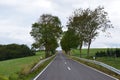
[30,6,113,58]
[66,6,113,57]
[60,28,79,55]
[30,14,62,57]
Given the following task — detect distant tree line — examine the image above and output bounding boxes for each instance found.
[95,48,120,57]
[0,44,35,61]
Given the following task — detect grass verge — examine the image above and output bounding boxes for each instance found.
[71,48,107,57]
[71,49,120,69]
[96,57,120,70]
[17,55,55,80]
[0,74,9,80]
[0,51,45,80]
[69,56,120,79]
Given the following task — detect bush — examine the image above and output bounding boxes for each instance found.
[95,48,120,57]
[115,49,120,57]
[0,44,35,61]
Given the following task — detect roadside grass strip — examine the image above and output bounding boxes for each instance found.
[21,55,55,80]
[70,56,120,80]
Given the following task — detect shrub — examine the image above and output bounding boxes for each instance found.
[95,48,120,57]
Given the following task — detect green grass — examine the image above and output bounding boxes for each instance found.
[96,57,120,69]
[70,56,120,79]
[71,48,107,57]
[71,48,120,69]
[0,51,45,77]
[21,56,54,80]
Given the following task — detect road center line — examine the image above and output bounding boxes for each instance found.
[67,67,71,70]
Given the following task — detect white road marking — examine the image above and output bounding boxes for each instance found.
[65,62,67,64]
[67,67,71,70]
[33,56,56,80]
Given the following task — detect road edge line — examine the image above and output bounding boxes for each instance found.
[33,55,56,80]
[71,58,119,80]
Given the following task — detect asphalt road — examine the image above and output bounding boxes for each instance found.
[34,51,117,80]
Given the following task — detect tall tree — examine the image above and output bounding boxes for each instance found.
[48,36,58,55]
[67,8,88,57]
[60,29,79,55]
[84,7,113,57]
[67,6,113,57]
[30,14,62,58]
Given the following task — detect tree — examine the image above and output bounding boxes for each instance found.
[30,14,62,58]
[67,8,88,57]
[49,36,58,55]
[67,6,112,57]
[84,7,113,57]
[60,28,79,55]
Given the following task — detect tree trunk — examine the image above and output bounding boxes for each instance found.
[65,50,67,54]
[79,44,82,57]
[45,50,49,58]
[45,45,50,58]
[87,40,91,57]
[51,50,55,55]
[68,50,71,55]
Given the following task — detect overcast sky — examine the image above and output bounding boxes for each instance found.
[0,0,120,48]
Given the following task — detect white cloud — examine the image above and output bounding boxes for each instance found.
[0,0,53,13]
[0,17,33,47]
[0,0,17,5]
[90,27,120,48]
[0,0,120,48]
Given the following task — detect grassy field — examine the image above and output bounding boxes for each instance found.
[71,48,120,69]
[0,51,45,77]
[71,48,107,57]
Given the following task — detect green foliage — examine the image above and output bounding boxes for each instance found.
[67,6,113,57]
[0,44,34,61]
[95,48,120,57]
[30,14,62,57]
[60,29,79,54]
[49,37,58,55]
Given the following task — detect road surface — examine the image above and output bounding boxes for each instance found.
[34,51,117,80]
